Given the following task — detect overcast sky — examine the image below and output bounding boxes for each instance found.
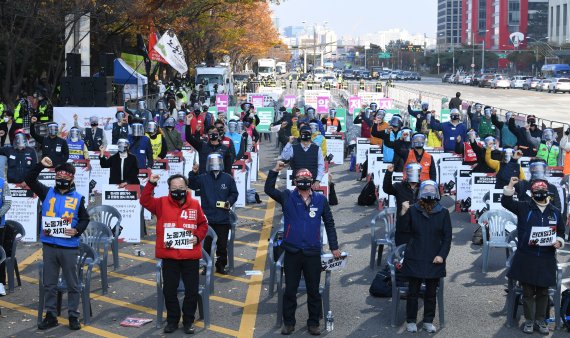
[270,0,438,37]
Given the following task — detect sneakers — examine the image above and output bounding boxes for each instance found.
[406,322,418,332]
[281,325,295,335]
[0,283,5,296]
[183,323,195,334]
[422,322,437,333]
[535,320,549,334]
[38,313,58,330]
[523,320,534,334]
[69,316,81,330]
[163,322,178,333]
[308,325,321,335]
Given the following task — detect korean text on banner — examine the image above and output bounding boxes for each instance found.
[232,161,248,207]
[103,184,141,243]
[325,134,344,165]
[251,95,264,108]
[54,107,116,144]
[153,30,188,74]
[316,96,329,114]
[71,159,91,206]
[284,95,296,109]
[529,226,557,246]
[256,107,274,133]
[6,183,39,242]
[378,98,393,109]
[356,137,371,165]
[216,94,229,113]
[349,96,361,115]
[470,173,496,213]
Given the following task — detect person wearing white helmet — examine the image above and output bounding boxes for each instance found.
[162,117,183,152]
[527,128,561,166]
[98,139,140,186]
[0,130,37,184]
[400,180,451,334]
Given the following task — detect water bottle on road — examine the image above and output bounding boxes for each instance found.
[326,310,334,332]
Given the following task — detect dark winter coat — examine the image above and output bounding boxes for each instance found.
[382,171,419,246]
[502,191,564,287]
[400,203,452,279]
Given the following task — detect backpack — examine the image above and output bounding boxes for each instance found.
[357,181,377,206]
[246,189,257,204]
[561,289,570,331]
[328,182,338,206]
[369,268,392,297]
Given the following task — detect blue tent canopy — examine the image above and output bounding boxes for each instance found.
[113,58,147,85]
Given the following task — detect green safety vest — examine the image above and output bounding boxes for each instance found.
[478,118,496,138]
[38,102,49,121]
[14,101,23,124]
[0,103,4,116]
[537,143,560,166]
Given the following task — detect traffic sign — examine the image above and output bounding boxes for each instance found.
[378,52,391,59]
[436,63,440,67]
[471,63,475,68]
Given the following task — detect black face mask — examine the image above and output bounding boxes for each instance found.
[56,179,72,190]
[91,123,98,127]
[451,115,460,121]
[532,190,549,202]
[209,133,219,141]
[296,180,312,190]
[300,133,311,141]
[170,189,187,201]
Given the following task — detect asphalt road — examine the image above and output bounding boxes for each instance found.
[394,77,570,123]
[2,86,570,337]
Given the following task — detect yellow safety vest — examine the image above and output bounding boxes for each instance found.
[148,134,163,160]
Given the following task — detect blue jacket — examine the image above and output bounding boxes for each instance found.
[188,171,239,224]
[264,170,339,255]
[129,135,154,169]
[24,163,90,248]
[429,120,467,152]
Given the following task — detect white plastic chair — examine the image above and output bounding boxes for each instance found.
[369,208,396,269]
[479,210,517,273]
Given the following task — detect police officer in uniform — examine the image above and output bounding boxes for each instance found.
[37,91,53,123]
[25,157,90,331]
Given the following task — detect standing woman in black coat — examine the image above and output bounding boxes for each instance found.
[400,180,452,333]
[502,177,565,334]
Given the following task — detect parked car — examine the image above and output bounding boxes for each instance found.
[478,74,495,87]
[547,78,570,93]
[470,74,482,86]
[442,73,451,82]
[343,69,355,80]
[510,76,532,89]
[462,76,473,85]
[490,75,511,89]
[522,77,541,90]
[411,72,421,80]
[380,71,391,80]
[536,79,553,92]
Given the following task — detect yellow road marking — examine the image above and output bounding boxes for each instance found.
[241,206,267,212]
[140,239,155,245]
[18,275,239,337]
[238,197,275,337]
[215,273,251,283]
[0,299,127,338]
[234,240,259,248]
[237,227,262,234]
[258,171,268,180]
[18,248,43,271]
[238,215,264,222]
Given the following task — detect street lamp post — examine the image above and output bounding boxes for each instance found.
[466,29,475,74]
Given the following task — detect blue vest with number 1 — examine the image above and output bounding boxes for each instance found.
[40,188,82,247]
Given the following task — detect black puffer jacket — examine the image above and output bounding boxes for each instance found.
[382,171,419,246]
[400,203,452,279]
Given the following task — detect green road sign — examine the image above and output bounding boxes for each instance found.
[378,52,391,59]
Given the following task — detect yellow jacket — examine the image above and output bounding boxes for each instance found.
[312,133,327,157]
[426,130,443,148]
[291,124,299,138]
[485,148,526,179]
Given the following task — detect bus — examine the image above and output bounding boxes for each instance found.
[541,64,570,78]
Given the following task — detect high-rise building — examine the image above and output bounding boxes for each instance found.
[437,0,463,48]
[462,0,548,51]
[282,26,305,39]
[548,0,570,45]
